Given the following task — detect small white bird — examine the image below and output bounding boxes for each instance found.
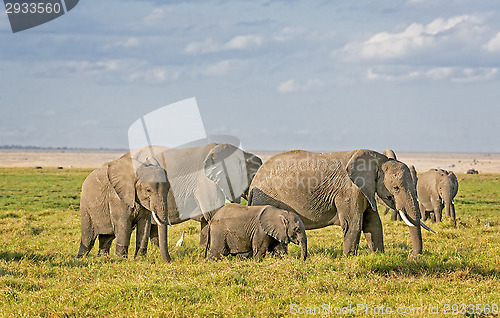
[176,231,186,247]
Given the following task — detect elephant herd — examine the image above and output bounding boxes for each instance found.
[77,144,458,262]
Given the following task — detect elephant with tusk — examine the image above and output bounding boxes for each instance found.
[249,149,436,257]
[78,143,262,262]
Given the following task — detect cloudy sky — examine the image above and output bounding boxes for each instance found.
[1,0,499,152]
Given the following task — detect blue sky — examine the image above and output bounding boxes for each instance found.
[1,0,500,152]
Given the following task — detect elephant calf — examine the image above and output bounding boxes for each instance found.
[205,204,307,261]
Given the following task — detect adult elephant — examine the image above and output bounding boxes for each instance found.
[131,143,262,254]
[249,149,436,257]
[77,154,169,261]
[417,169,459,224]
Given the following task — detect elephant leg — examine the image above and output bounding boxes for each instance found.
[362,208,384,253]
[433,206,442,223]
[77,212,96,258]
[420,202,428,221]
[208,236,225,261]
[115,219,133,258]
[149,224,159,247]
[253,237,271,261]
[98,234,115,256]
[337,196,364,256]
[199,218,209,247]
[135,217,151,258]
[269,242,288,257]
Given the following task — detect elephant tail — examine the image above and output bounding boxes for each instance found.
[204,222,211,259]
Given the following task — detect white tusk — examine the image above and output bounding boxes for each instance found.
[420,220,437,233]
[151,211,171,226]
[399,211,416,227]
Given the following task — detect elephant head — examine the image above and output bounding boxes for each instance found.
[346,150,435,256]
[258,207,307,260]
[107,154,171,262]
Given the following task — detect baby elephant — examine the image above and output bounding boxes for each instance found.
[205,204,307,261]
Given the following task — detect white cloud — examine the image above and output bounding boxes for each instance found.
[277,79,299,93]
[484,32,500,52]
[274,27,306,42]
[367,66,498,82]
[35,59,179,84]
[277,78,324,93]
[185,34,262,55]
[104,37,140,50]
[185,38,218,54]
[201,60,243,77]
[224,35,262,50]
[144,8,168,23]
[341,15,478,60]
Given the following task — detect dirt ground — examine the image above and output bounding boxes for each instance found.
[0,149,499,173]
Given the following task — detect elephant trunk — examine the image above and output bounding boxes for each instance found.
[158,223,171,262]
[401,195,423,256]
[152,195,171,262]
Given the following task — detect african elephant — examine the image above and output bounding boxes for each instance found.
[131,143,262,256]
[77,154,169,260]
[249,149,436,257]
[417,169,459,224]
[204,204,307,261]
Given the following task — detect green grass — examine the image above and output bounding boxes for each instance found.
[0,168,499,317]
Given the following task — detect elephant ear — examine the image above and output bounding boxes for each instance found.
[203,144,247,202]
[258,207,289,243]
[345,149,381,212]
[107,153,137,209]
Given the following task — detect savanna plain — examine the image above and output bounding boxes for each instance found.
[0,151,499,317]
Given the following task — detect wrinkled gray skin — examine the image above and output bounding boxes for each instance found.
[417,169,458,224]
[249,149,426,256]
[205,204,307,261]
[136,144,262,257]
[78,153,169,260]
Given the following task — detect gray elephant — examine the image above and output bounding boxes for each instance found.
[204,204,307,261]
[249,149,436,257]
[77,154,169,260]
[417,169,459,224]
[78,143,261,262]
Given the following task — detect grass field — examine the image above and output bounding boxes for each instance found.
[0,168,499,317]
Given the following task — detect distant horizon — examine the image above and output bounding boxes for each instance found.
[1,144,499,155]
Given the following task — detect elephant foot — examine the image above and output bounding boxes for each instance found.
[116,244,129,258]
